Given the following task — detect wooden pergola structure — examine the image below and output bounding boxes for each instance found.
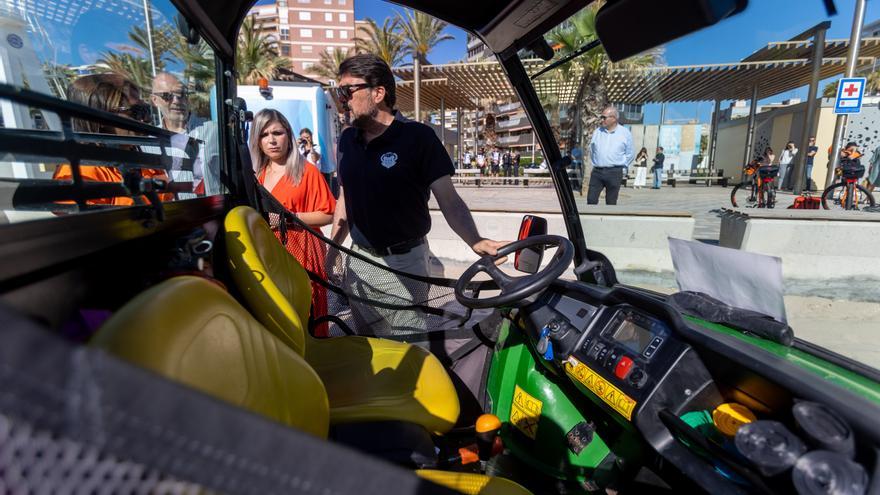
[392,30,880,189]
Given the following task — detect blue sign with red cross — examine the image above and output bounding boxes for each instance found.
[833,77,867,114]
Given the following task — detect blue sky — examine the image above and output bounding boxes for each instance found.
[355,0,880,124]
[50,0,880,125]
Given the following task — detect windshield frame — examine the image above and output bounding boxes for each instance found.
[495,51,618,286]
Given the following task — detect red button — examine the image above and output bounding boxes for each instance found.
[614,356,634,379]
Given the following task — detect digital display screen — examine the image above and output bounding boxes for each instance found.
[612,318,654,354]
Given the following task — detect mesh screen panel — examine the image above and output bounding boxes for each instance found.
[262,187,497,341]
[0,413,210,495]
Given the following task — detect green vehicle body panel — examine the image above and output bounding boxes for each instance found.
[484,311,880,486]
[686,316,880,405]
[487,321,613,483]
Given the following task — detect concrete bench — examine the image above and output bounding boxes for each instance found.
[452,168,482,187]
[522,169,553,187]
[719,208,880,279]
[427,207,695,273]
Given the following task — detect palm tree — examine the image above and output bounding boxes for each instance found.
[823,80,839,98]
[128,24,177,69]
[395,9,454,65]
[236,14,291,84]
[544,3,658,152]
[43,62,78,99]
[355,17,405,67]
[95,52,155,93]
[173,39,216,116]
[311,47,354,80]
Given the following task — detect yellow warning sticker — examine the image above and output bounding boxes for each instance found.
[565,357,637,421]
[510,385,543,439]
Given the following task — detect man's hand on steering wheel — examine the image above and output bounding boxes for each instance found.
[456,235,575,309]
[472,238,510,265]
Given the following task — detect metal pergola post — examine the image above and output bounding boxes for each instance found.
[657,103,666,152]
[456,107,462,167]
[826,0,867,188]
[473,109,479,151]
[708,98,721,171]
[792,22,829,194]
[439,96,446,146]
[413,58,421,123]
[742,85,760,178]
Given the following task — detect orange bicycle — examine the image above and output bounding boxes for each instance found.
[821,165,876,210]
[730,161,778,208]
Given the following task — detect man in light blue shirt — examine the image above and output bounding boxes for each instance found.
[588,106,634,205]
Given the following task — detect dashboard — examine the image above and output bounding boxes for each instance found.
[526,291,718,435]
[512,282,879,495]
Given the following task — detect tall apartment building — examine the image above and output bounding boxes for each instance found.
[248,0,356,82]
[465,33,492,62]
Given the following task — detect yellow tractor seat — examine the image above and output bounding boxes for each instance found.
[90,276,330,439]
[417,470,533,495]
[224,206,460,434]
[91,275,529,495]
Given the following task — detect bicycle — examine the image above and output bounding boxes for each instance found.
[821,165,876,210]
[730,162,778,208]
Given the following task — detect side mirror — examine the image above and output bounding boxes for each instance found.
[514,215,548,274]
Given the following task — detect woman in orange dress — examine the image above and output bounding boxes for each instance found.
[53,73,171,205]
[249,109,336,336]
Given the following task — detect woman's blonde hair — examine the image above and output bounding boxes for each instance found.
[249,109,305,185]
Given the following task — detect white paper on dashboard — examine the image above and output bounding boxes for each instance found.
[668,237,787,323]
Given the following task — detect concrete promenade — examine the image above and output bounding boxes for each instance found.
[424,183,880,369]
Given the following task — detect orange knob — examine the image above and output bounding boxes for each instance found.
[476,413,502,433]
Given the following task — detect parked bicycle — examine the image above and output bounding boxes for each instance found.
[821,145,876,210]
[730,160,778,208]
[821,166,876,210]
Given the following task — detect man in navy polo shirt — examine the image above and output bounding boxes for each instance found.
[329,54,504,330]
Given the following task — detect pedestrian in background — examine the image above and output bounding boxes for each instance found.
[502,149,513,184]
[779,141,797,190]
[868,142,880,193]
[761,147,776,166]
[476,148,486,175]
[587,105,634,205]
[805,137,818,191]
[512,150,521,185]
[651,146,665,189]
[633,147,648,189]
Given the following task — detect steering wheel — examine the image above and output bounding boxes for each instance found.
[455,235,574,309]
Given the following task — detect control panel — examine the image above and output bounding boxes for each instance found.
[568,305,688,420]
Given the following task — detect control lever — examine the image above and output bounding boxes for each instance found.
[475,414,502,461]
[446,414,504,467]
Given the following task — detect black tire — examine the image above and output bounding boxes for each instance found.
[731,183,758,208]
[822,182,877,210]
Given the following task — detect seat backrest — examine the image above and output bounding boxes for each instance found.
[91,276,329,439]
[224,206,312,356]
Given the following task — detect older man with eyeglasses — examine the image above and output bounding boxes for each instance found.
[587,106,634,205]
[149,72,220,196]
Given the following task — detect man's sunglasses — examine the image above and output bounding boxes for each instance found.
[152,90,189,103]
[333,83,372,101]
[114,103,152,123]
[599,115,613,120]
